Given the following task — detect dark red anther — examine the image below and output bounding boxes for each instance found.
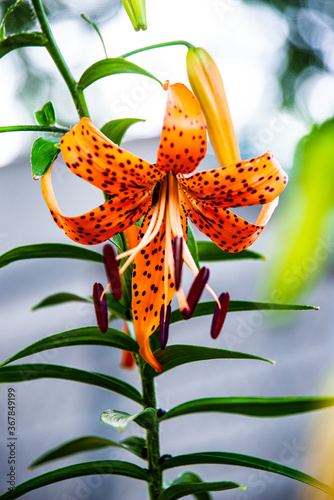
[211,292,230,339]
[93,282,108,333]
[159,303,172,350]
[182,267,210,320]
[173,236,183,291]
[103,244,122,301]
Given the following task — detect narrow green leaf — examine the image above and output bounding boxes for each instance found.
[109,233,125,252]
[32,292,91,311]
[0,460,150,499]
[160,396,334,421]
[197,241,265,262]
[159,478,243,499]
[161,452,334,496]
[0,326,138,367]
[164,472,213,500]
[0,32,47,59]
[170,300,318,325]
[29,435,147,469]
[101,408,156,431]
[187,225,200,270]
[81,14,108,58]
[0,0,22,39]
[142,345,273,378]
[105,294,131,319]
[0,243,104,268]
[0,364,142,403]
[101,118,145,145]
[227,300,318,312]
[265,118,334,302]
[34,101,56,126]
[31,137,60,179]
[78,58,162,90]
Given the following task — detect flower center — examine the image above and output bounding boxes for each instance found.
[115,173,220,318]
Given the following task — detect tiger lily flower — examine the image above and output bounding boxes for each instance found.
[41,82,288,372]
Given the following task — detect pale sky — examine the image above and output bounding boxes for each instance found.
[1,0,331,168]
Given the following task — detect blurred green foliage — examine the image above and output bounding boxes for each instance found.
[264,118,334,302]
[251,0,334,110]
[0,0,121,117]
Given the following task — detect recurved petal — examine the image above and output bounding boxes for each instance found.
[180,190,279,253]
[132,212,175,371]
[180,151,288,208]
[41,163,151,245]
[60,117,163,193]
[156,83,207,175]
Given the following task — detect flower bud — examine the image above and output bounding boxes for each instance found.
[186,47,240,168]
[121,0,147,31]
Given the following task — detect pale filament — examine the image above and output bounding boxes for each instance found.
[164,205,173,318]
[117,181,168,275]
[170,174,220,307]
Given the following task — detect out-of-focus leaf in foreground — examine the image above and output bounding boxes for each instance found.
[264,119,334,302]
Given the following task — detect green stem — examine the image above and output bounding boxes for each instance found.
[30,0,89,119]
[120,40,195,59]
[139,357,162,499]
[0,125,69,133]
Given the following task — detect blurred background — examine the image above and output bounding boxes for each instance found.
[1,0,334,498]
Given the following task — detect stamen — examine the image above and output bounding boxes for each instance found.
[103,244,122,301]
[93,282,108,333]
[159,303,172,350]
[117,181,167,274]
[211,292,230,339]
[182,266,210,319]
[173,236,183,290]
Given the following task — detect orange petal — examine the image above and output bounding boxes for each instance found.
[132,212,175,370]
[139,340,163,373]
[121,349,136,369]
[120,321,136,370]
[180,190,277,253]
[60,117,163,193]
[180,152,288,208]
[41,164,151,245]
[156,83,207,175]
[124,224,141,250]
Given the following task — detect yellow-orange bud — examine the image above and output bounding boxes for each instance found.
[186,47,240,167]
[121,0,147,31]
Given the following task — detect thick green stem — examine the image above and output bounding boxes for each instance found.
[0,125,69,133]
[120,40,195,59]
[30,0,89,119]
[139,357,162,499]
